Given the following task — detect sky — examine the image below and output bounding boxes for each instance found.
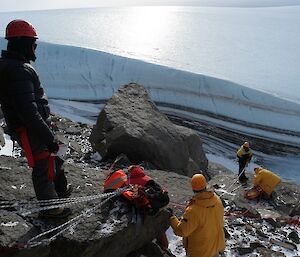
[1,0,300,12]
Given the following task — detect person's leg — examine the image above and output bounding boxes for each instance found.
[238,160,247,181]
[261,191,271,200]
[32,158,58,200]
[32,157,71,218]
[156,232,169,249]
[27,130,71,218]
[53,157,69,197]
[26,130,59,200]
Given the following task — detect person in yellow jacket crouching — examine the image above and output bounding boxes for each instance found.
[245,167,281,200]
[169,174,225,257]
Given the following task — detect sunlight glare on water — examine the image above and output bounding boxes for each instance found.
[116,7,176,57]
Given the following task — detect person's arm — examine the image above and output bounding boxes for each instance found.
[237,147,243,157]
[9,67,55,149]
[253,173,261,187]
[145,180,162,191]
[170,207,198,237]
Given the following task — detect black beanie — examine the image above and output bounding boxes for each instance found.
[7,37,37,62]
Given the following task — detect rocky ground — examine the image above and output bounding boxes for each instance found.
[0,114,300,257]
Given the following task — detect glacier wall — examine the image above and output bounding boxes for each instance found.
[1,39,299,143]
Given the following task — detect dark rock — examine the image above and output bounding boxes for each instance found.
[256,247,285,257]
[287,230,299,244]
[46,201,170,257]
[264,217,278,228]
[224,227,230,239]
[272,183,300,216]
[236,246,254,255]
[289,203,300,216]
[65,126,82,135]
[270,238,297,251]
[256,229,268,238]
[127,242,176,257]
[89,83,208,177]
[0,211,33,247]
[250,242,265,249]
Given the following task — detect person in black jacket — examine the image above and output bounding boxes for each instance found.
[0,20,71,218]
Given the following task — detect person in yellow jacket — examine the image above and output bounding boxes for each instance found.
[169,174,225,257]
[237,141,253,183]
[251,167,281,199]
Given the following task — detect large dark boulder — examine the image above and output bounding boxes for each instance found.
[48,204,170,257]
[89,83,208,177]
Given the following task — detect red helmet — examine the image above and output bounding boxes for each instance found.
[5,19,38,39]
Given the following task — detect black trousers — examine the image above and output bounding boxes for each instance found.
[16,128,67,200]
[32,156,67,200]
[238,159,248,180]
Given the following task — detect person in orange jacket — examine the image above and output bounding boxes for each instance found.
[169,174,225,257]
[103,166,170,251]
[127,165,170,250]
[103,169,129,192]
[245,167,281,200]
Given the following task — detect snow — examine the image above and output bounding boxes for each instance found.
[166,227,186,257]
[0,134,14,156]
[0,221,19,227]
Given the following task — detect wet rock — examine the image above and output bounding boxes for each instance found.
[89,83,208,178]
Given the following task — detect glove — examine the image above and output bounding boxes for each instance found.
[166,207,174,217]
[48,141,59,154]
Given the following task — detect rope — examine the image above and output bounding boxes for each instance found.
[2,196,101,208]
[224,209,300,226]
[0,192,121,217]
[20,192,117,216]
[26,190,122,248]
[220,166,248,197]
[1,154,127,210]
